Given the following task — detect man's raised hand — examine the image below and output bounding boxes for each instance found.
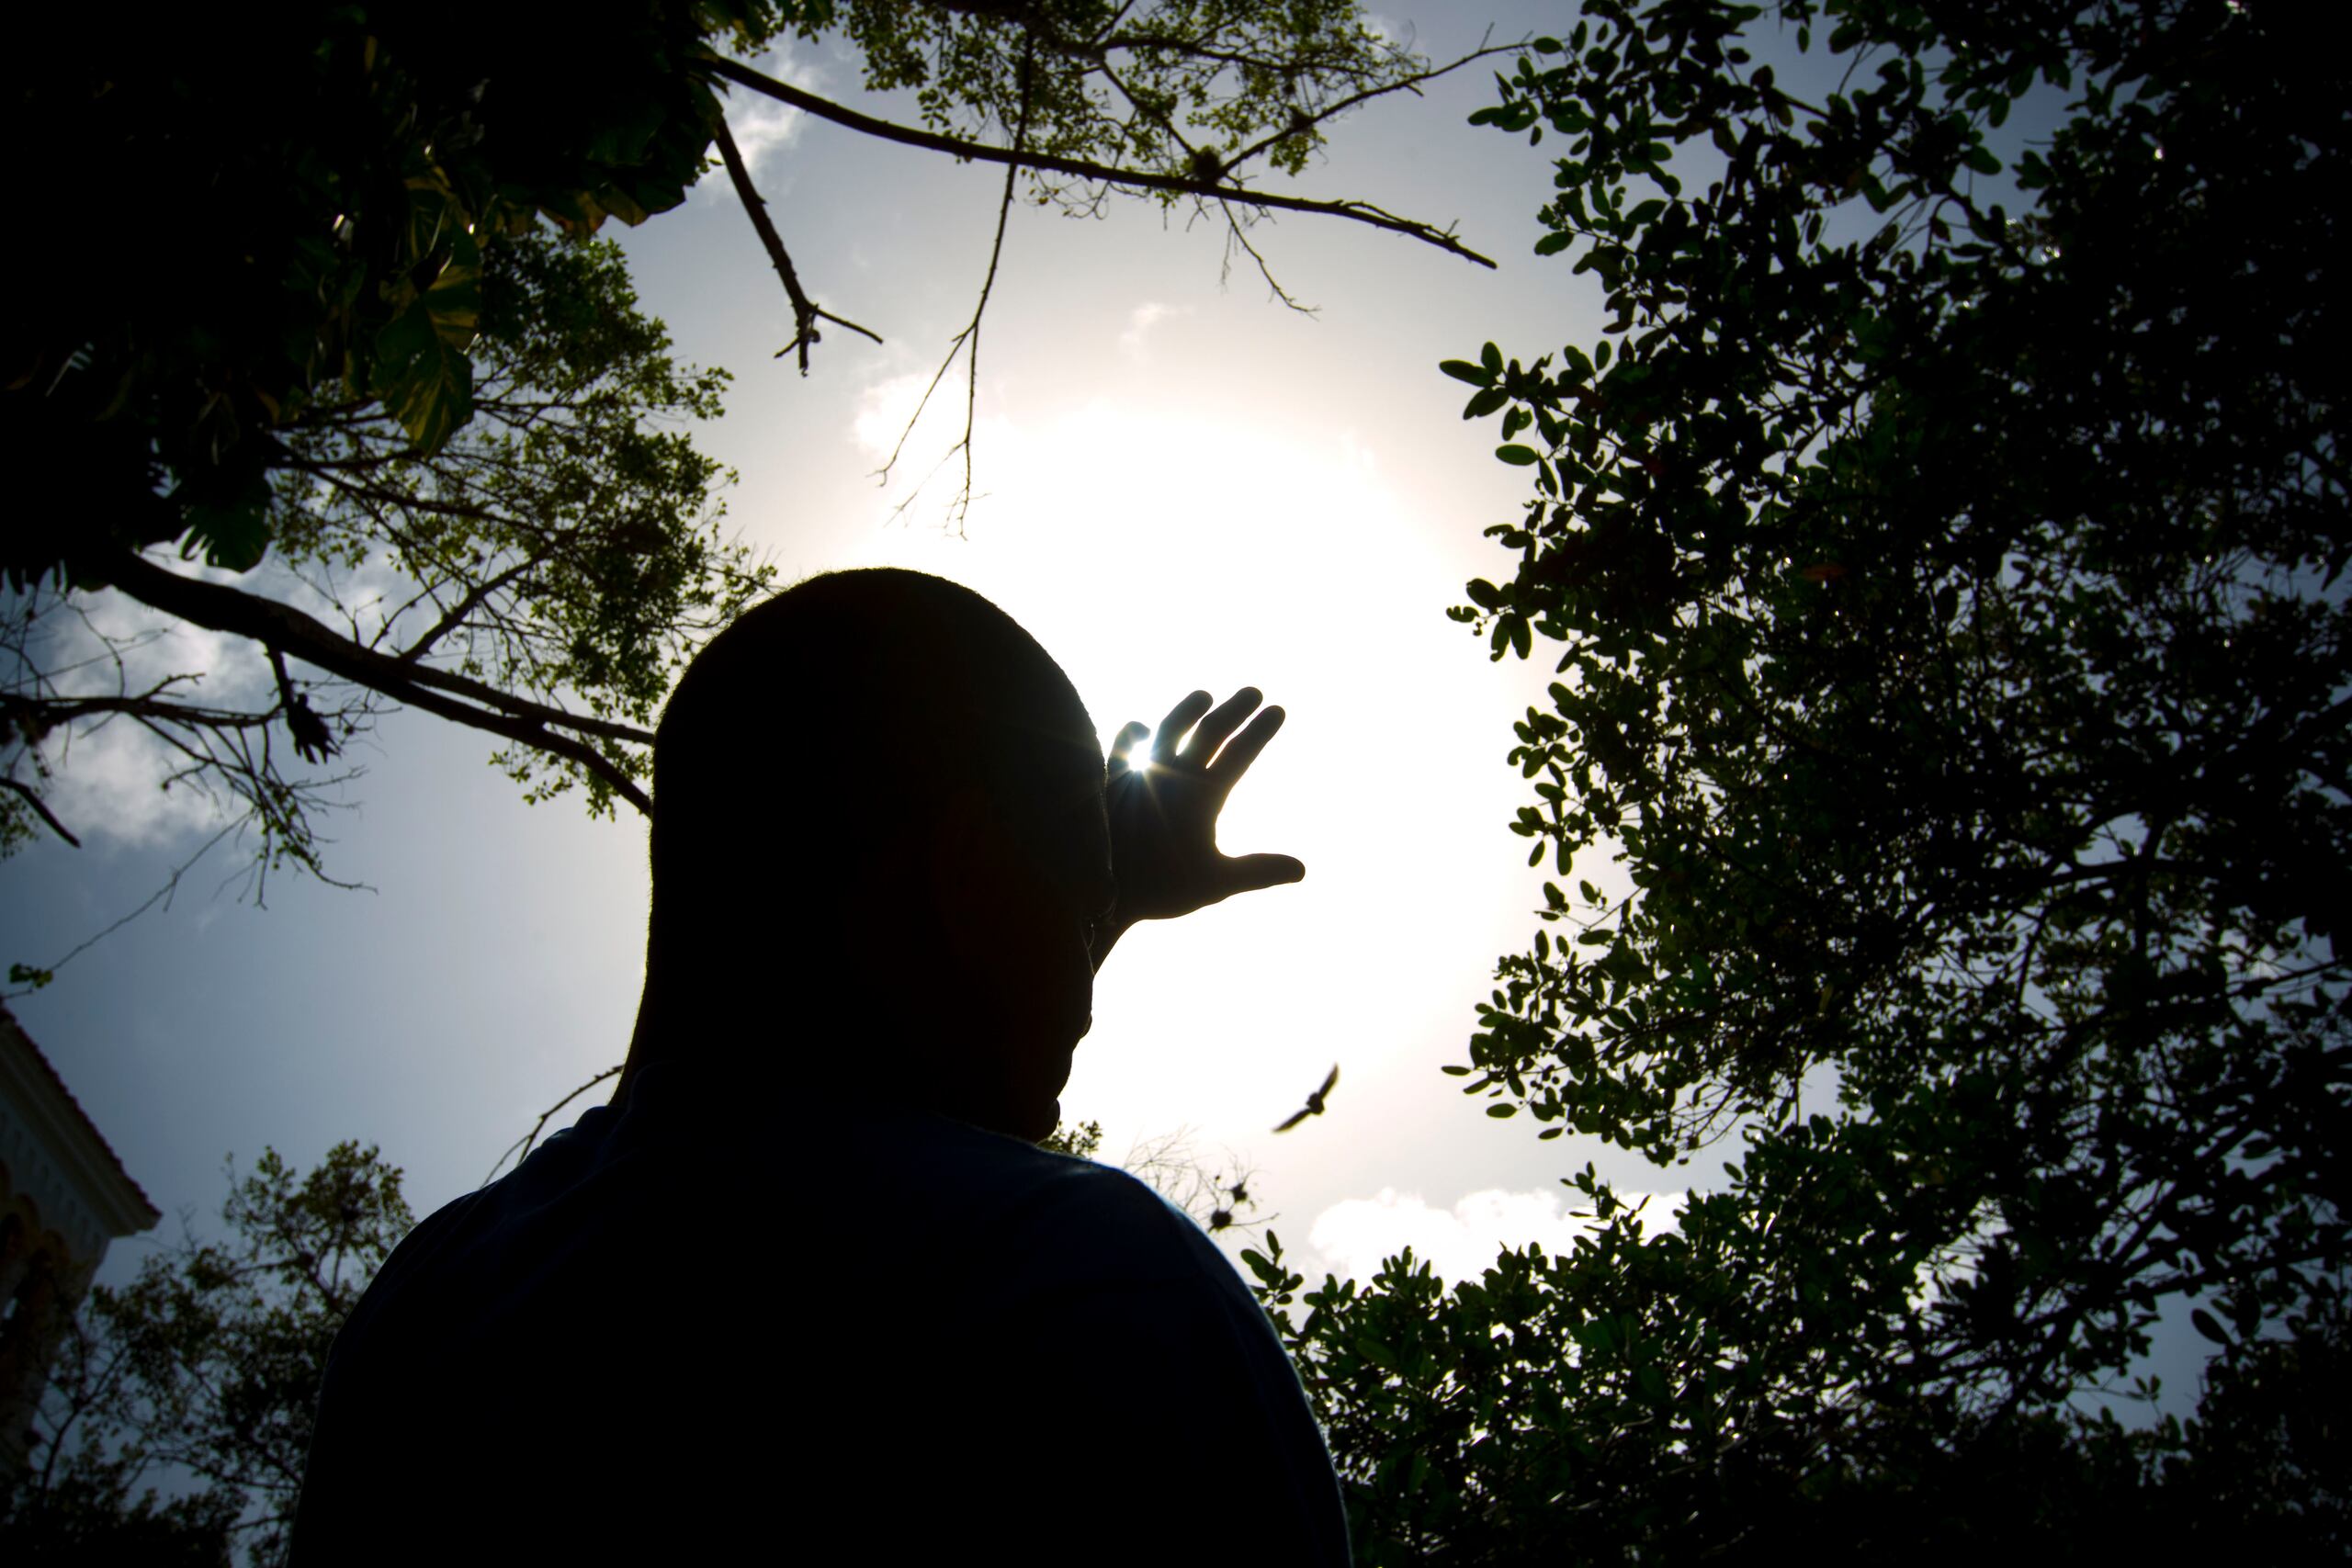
[1105,687,1305,930]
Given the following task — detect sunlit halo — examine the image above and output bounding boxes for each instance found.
[1122,730,1154,773]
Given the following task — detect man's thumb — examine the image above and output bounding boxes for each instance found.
[1225,853,1306,894]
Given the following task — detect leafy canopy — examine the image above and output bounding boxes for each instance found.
[4,1,1480,965]
[1,226,763,897]
[6,0,1449,593]
[1250,1,2349,1561]
[266,230,762,824]
[838,0,1417,191]
[7,3,785,586]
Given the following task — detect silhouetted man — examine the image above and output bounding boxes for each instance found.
[289,570,1347,1563]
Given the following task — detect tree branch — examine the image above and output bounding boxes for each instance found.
[95,551,653,748]
[88,549,654,816]
[0,774,80,848]
[709,114,886,373]
[704,54,1498,269]
[11,691,279,730]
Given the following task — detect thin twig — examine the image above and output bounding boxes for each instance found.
[484,1064,625,1185]
[876,39,1039,532]
[705,54,1498,269]
[1217,28,1515,174]
[3,818,244,998]
[710,114,885,373]
[1216,198,1314,312]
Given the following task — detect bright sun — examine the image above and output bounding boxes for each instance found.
[1121,729,1155,774]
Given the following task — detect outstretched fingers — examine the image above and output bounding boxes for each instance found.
[1153,692,1215,763]
[1204,705,1285,797]
[1181,687,1264,767]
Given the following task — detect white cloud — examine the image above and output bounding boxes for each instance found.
[1116,302,1189,362]
[850,368,931,459]
[698,40,830,197]
[1308,1185,1685,1287]
[34,713,226,851]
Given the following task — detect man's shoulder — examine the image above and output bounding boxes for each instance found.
[325,1106,628,1356]
[854,1111,1218,1284]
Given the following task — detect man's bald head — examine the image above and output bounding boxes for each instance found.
[630,571,1112,1130]
[650,568,1101,934]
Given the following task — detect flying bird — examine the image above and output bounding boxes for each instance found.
[1272,1065,1340,1133]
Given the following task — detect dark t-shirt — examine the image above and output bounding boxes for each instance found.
[289,1063,1351,1563]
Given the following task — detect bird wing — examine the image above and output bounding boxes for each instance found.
[1319,1063,1340,1099]
[1272,1108,1311,1133]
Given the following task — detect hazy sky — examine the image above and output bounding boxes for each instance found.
[2,4,2206,1414]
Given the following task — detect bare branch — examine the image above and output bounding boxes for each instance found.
[16,690,335,737]
[1215,198,1315,312]
[704,54,1498,269]
[710,114,886,373]
[0,773,80,848]
[877,39,1039,532]
[91,549,654,815]
[6,592,372,907]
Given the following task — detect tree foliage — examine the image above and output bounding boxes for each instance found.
[5,0,786,919]
[1039,1118,1106,1159]
[263,231,755,820]
[1248,0,2348,1560]
[2,226,761,915]
[0,1145,413,1567]
[828,0,1428,195]
[3,2,1499,987]
[6,0,1479,608]
[8,5,760,583]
